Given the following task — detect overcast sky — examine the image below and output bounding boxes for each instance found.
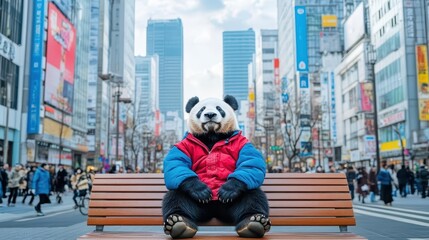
[134,0,277,104]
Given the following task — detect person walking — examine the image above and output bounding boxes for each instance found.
[0,163,9,199]
[356,167,369,203]
[368,166,379,202]
[55,164,68,204]
[396,165,408,197]
[7,164,24,207]
[32,163,52,216]
[388,164,399,197]
[22,166,36,205]
[378,162,393,206]
[417,164,428,198]
[346,166,357,200]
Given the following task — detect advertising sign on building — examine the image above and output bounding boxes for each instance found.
[28,0,46,134]
[321,15,337,28]
[330,72,337,144]
[416,45,429,120]
[360,82,374,112]
[295,6,308,72]
[44,2,76,113]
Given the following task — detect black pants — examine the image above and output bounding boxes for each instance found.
[35,194,51,212]
[22,191,35,204]
[8,187,18,205]
[398,183,407,197]
[162,188,269,227]
[422,181,428,198]
[380,184,393,204]
[348,183,355,200]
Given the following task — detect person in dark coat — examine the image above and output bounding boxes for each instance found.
[417,165,428,198]
[356,167,369,203]
[0,162,8,199]
[22,166,36,205]
[396,165,408,197]
[368,166,378,202]
[32,163,51,216]
[55,164,68,204]
[346,166,357,200]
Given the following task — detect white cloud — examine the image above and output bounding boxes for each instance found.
[134,0,277,105]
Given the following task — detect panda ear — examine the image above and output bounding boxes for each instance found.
[185,96,199,113]
[224,95,239,111]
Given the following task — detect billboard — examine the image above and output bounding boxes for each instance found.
[330,72,337,144]
[360,82,374,112]
[344,3,364,51]
[295,6,308,72]
[44,2,76,113]
[27,0,46,134]
[416,45,429,120]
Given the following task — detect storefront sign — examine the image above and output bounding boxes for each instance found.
[379,111,405,127]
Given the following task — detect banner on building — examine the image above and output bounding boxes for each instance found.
[321,15,337,28]
[295,6,308,72]
[44,2,76,113]
[416,45,429,120]
[28,0,46,134]
[330,72,337,144]
[360,82,374,112]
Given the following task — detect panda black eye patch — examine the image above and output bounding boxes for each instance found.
[196,107,206,118]
[216,106,226,118]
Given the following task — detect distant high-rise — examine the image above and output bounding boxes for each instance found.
[146,19,183,120]
[223,29,256,105]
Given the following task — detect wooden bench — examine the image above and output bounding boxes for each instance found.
[78,173,366,239]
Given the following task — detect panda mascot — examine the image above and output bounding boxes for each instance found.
[162,95,271,239]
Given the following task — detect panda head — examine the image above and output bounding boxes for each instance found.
[186,95,239,135]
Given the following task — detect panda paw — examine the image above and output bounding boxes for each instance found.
[236,214,271,238]
[179,177,212,203]
[164,214,198,239]
[218,178,246,203]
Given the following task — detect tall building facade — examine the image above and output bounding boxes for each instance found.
[1,0,27,166]
[135,55,159,127]
[223,29,256,106]
[146,19,184,121]
[368,0,428,165]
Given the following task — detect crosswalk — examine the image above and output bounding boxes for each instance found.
[353,203,429,228]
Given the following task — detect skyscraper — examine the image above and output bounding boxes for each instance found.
[223,29,256,105]
[146,19,184,120]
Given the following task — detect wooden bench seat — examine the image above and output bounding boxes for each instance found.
[78,173,366,239]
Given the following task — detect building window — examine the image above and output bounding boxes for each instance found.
[262,48,274,54]
[0,0,24,44]
[0,55,19,109]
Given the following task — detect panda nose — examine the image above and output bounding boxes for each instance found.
[204,112,217,119]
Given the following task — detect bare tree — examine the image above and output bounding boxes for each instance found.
[281,98,321,169]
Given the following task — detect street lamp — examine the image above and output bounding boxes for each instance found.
[367,44,381,172]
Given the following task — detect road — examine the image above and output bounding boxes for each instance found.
[0,194,428,239]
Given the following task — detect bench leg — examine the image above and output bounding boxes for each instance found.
[95,225,104,232]
[339,226,347,232]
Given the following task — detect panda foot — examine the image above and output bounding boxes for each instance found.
[164,214,198,239]
[236,214,271,238]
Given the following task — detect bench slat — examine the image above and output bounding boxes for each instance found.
[87,216,356,226]
[89,200,353,208]
[90,192,352,200]
[88,208,354,217]
[78,231,366,239]
[92,185,349,193]
[93,178,348,185]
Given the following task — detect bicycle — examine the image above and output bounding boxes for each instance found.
[77,190,90,215]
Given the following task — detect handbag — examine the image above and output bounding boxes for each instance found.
[361,184,369,191]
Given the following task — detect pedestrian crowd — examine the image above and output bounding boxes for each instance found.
[0,161,95,216]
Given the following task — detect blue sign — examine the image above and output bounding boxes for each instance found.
[27,0,46,134]
[299,73,309,88]
[295,6,309,72]
[282,93,289,103]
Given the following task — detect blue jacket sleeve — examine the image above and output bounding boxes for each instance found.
[163,146,197,190]
[32,170,39,190]
[228,143,266,189]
